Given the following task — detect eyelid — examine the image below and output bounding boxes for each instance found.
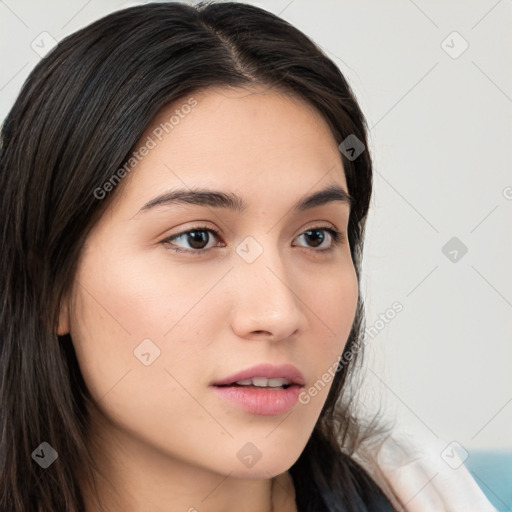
[297,219,340,236]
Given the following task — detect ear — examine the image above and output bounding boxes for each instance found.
[57,294,70,336]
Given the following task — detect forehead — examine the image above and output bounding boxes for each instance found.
[111,85,349,212]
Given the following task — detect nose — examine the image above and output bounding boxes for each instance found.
[229,245,308,342]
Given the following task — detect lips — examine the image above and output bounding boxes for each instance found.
[211,363,306,387]
[210,363,306,415]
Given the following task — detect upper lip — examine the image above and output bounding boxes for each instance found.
[211,363,305,387]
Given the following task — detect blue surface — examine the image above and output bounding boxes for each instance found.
[465,450,512,512]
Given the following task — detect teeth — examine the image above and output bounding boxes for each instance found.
[267,378,290,387]
[234,377,291,387]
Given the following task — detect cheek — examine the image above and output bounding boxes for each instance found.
[68,255,230,464]
[68,241,235,430]
[68,251,218,394]
[309,260,358,352]
[296,261,358,407]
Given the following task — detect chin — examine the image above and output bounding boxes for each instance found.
[228,464,292,480]
[225,449,301,480]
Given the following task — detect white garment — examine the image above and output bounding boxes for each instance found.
[355,425,498,511]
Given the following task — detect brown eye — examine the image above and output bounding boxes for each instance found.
[162,227,223,253]
[303,229,326,247]
[293,227,344,251]
[183,230,210,249]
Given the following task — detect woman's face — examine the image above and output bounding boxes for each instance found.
[59,85,358,481]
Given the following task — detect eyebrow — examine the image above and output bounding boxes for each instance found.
[136,183,353,216]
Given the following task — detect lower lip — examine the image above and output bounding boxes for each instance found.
[211,385,303,415]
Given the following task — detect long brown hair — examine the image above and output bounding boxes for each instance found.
[0,2,393,510]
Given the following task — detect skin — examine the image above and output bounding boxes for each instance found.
[58,85,359,512]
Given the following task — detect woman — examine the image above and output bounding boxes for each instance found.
[0,2,496,511]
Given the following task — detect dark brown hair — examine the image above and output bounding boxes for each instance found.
[0,2,393,510]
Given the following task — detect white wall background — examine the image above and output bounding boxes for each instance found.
[1,0,511,451]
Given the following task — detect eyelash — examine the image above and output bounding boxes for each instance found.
[161,225,345,255]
